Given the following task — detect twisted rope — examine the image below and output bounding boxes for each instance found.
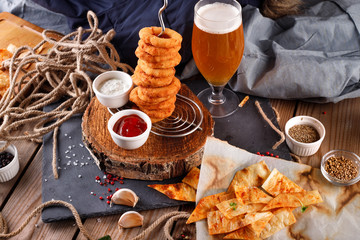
[255,100,285,150]
[130,211,190,240]
[0,206,189,240]
[0,200,95,239]
[0,11,133,178]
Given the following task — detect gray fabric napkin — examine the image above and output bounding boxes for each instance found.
[230,0,360,103]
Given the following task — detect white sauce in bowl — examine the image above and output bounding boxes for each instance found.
[98,78,130,95]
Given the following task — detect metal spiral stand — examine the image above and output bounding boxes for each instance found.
[108,94,203,138]
[152,94,203,137]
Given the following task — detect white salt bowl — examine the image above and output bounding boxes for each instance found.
[93,71,133,108]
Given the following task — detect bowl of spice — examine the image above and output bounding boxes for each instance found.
[285,116,325,156]
[107,109,152,150]
[0,142,19,182]
[93,70,133,108]
[321,150,360,186]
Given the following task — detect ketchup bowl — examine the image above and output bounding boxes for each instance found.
[93,71,133,108]
[107,109,152,150]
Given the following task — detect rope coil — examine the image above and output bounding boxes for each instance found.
[0,202,190,240]
[0,11,133,178]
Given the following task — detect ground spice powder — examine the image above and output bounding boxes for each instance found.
[325,156,358,181]
[288,124,320,143]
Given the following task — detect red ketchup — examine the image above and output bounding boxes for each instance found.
[113,114,147,137]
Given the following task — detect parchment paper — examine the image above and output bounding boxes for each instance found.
[197,137,360,240]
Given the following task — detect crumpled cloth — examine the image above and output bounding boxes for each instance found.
[230,0,360,103]
[0,0,70,34]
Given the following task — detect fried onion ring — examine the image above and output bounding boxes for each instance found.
[139,27,183,48]
[137,87,173,103]
[142,53,181,69]
[138,77,180,98]
[132,66,173,88]
[129,87,176,110]
[138,59,175,78]
[138,39,181,56]
[140,103,176,123]
[135,47,180,63]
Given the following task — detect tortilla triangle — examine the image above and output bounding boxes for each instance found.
[216,198,265,219]
[207,210,244,235]
[262,190,323,211]
[224,212,273,239]
[260,208,297,239]
[227,161,271,193]
[186,191,227,224]
[234,186,273,204]
[182,167,200,190]
[261,168,304,196]
[148,182,195,202]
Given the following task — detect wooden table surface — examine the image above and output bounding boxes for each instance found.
[1,96,360,240]
[1,12,360,240]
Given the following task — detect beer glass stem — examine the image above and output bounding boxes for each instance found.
[209,85,226,105]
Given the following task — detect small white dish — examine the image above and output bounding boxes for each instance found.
[0,142,20,182]
[284,116,325,156]
[107,109,151,150]
[93,71,133,108]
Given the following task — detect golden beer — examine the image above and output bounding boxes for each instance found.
[192,2,244,86]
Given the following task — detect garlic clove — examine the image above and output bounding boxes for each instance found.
[111,188,139,207]
[118,211,144,228]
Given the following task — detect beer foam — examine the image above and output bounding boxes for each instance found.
[195,2,242,34]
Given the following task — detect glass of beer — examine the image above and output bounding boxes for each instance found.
[192,0,244,118]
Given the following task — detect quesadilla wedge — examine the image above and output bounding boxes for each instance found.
[261,168,304,196]
[248,212,274,236]
[224,212,273,239]
[223,226,261,240]
[148,182,196,202]
[262,190,323,211]
[260,208,297,239]
[216,198,266,219]
[182,167,200,190]
[234,186,273,204]
[227,161,271,193]
[207,210,244,235]
[186,191,227,224]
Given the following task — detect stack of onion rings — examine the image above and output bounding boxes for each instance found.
[129,26,183,123]
[139,27,182,48]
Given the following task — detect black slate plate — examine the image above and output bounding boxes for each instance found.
[42,78,291,222]
[184,77,291,160]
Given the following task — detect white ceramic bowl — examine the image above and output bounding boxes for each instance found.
[93,71,133,108]
[0,142,20,182]
[285,116,325,156]
[107,109,152,150]
[321,150,360,186]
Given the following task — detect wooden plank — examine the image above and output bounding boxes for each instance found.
[0,147,77,239]
[0,12,46,49]
[295,98,360,167]
[0,140,39,204]
[76,206,180,240]
[270,99,297,130]
[171,204,196,239]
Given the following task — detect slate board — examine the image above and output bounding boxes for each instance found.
[42,77,291,222]
[184,76,291,160]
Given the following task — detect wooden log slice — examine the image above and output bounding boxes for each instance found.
[82,84,214,180]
